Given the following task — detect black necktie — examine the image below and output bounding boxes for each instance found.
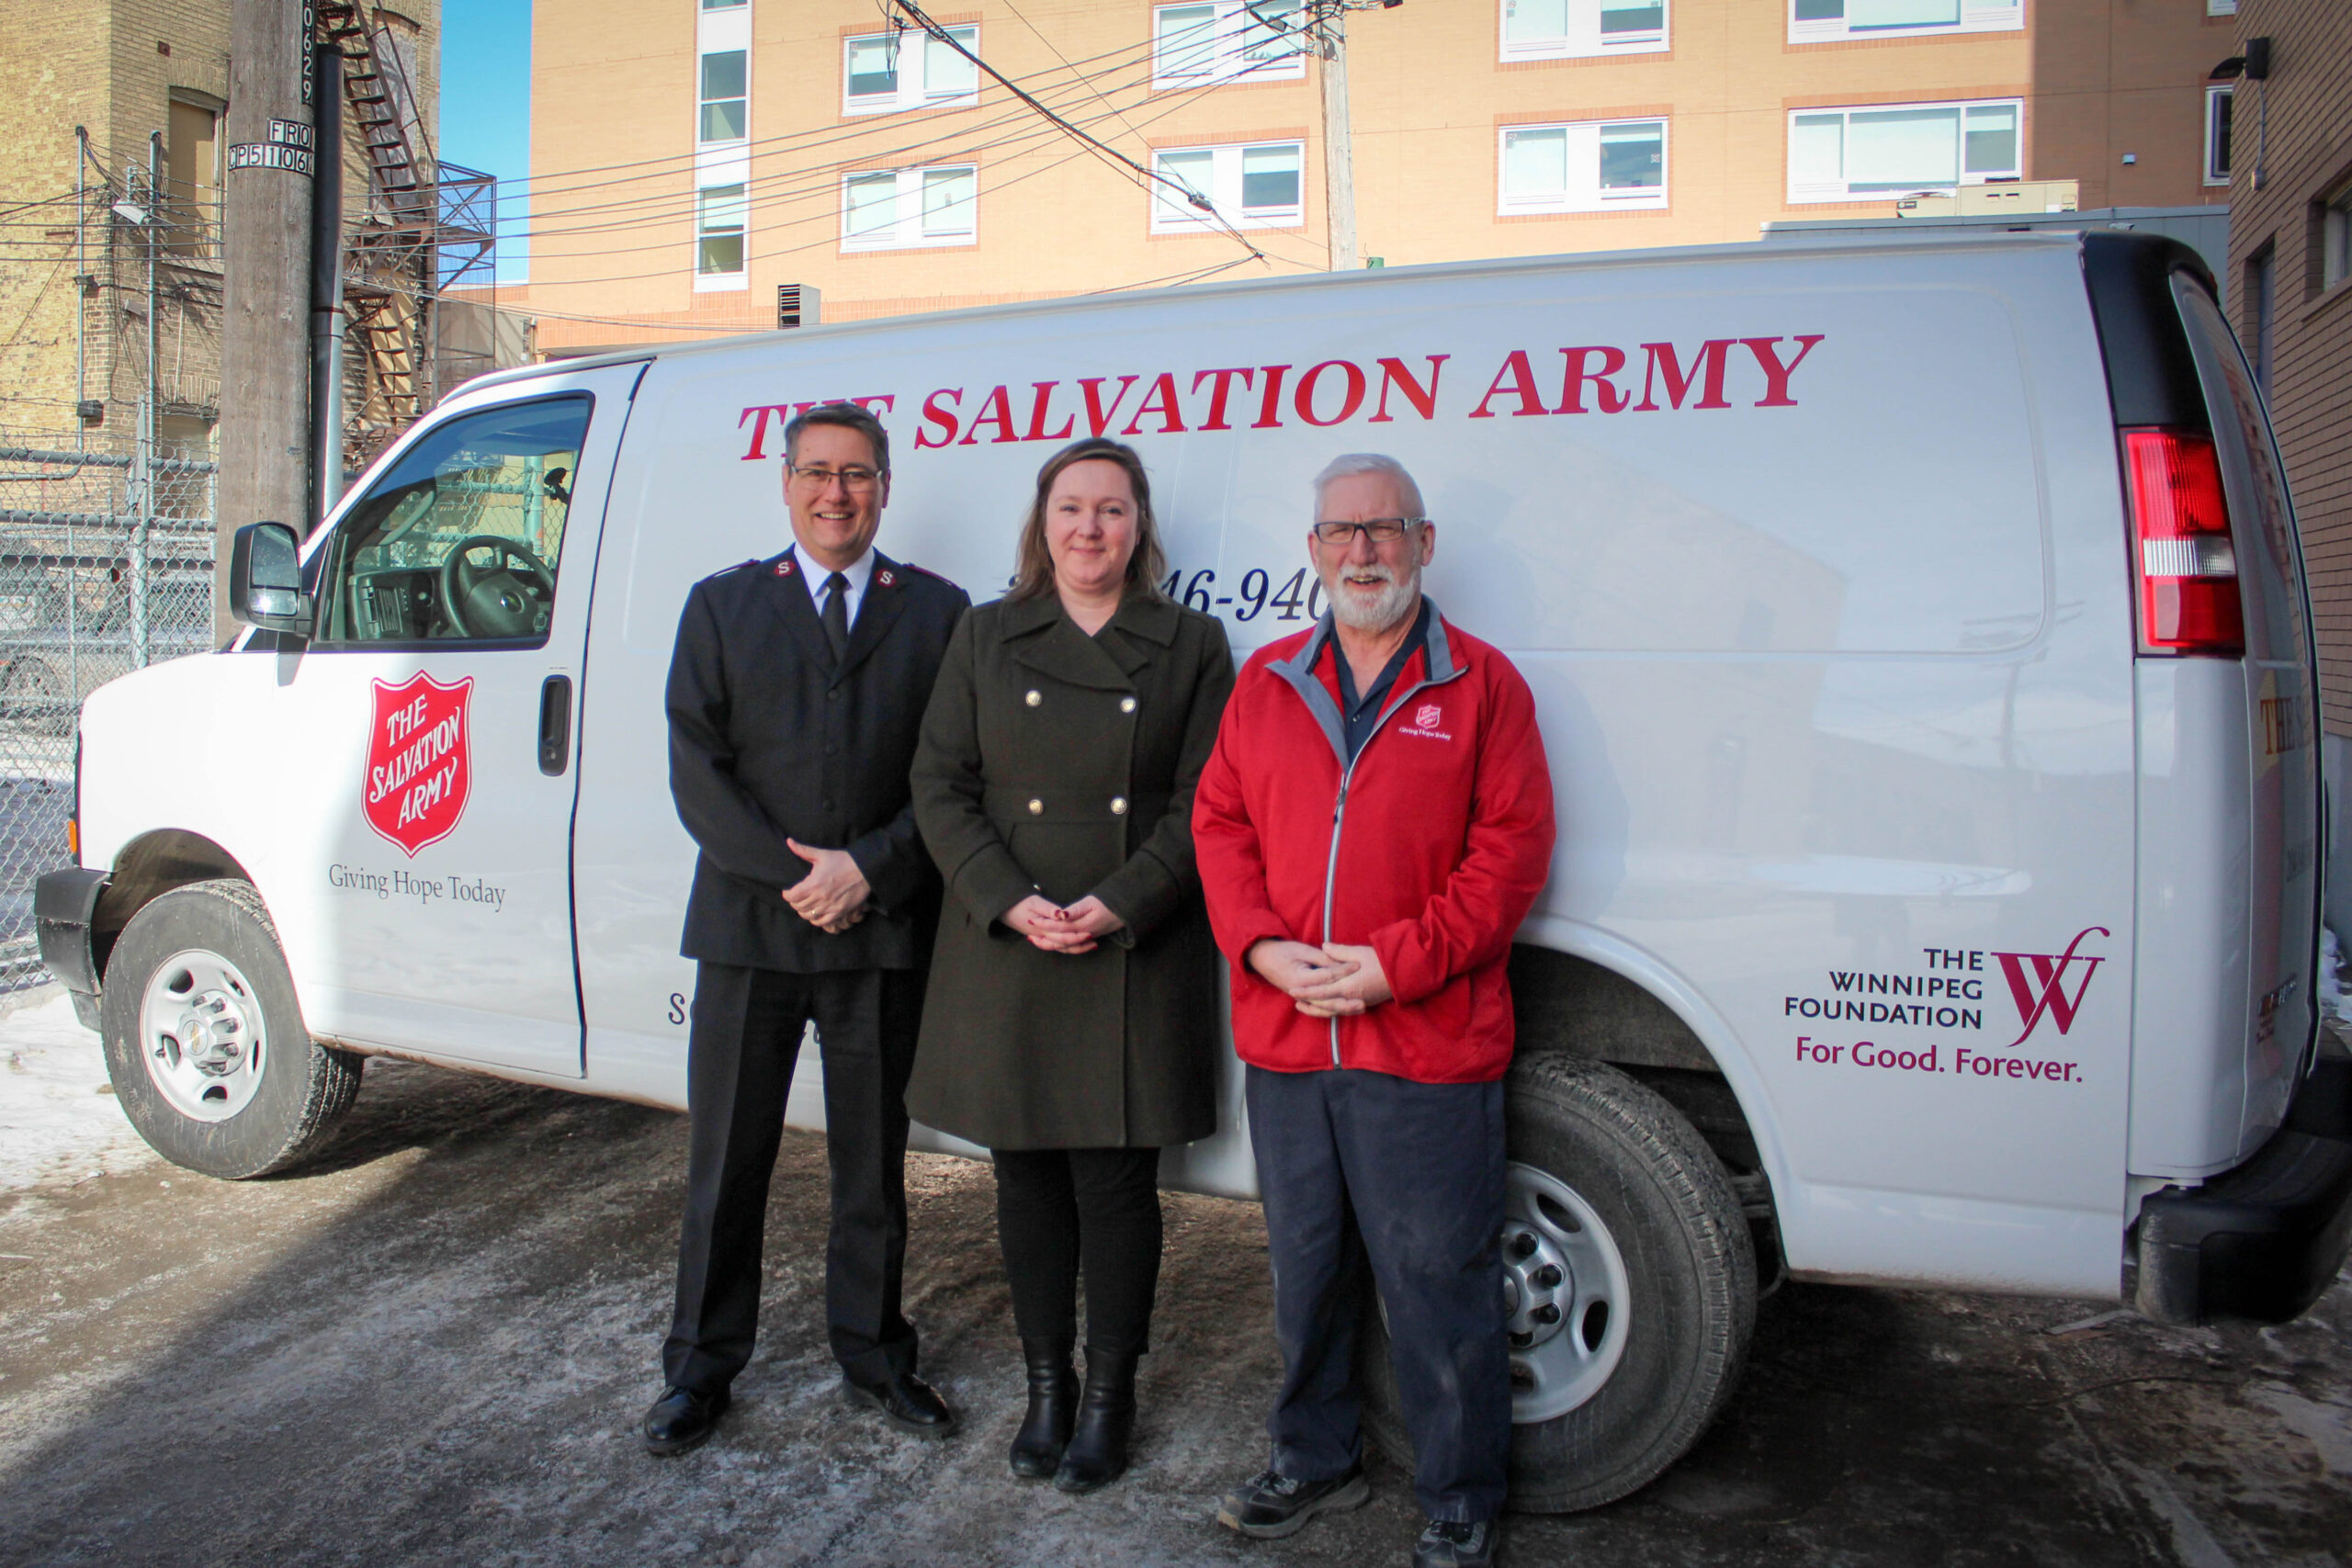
[820,570,851,660]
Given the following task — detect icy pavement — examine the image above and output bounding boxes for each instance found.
[0,989,153,1190]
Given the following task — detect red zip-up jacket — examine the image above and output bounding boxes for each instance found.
[1192,604,1555,1084]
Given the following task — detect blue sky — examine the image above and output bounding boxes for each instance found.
[438,0,532,283]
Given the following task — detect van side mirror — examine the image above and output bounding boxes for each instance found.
[228,522,312,637]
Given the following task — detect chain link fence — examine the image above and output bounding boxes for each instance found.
[0,430,217,987]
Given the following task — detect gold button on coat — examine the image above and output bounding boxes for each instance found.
[1119,696,1136,713]
[1028,798,1044,815]
[1110,796,1128,815]
[1025,690,1042,706]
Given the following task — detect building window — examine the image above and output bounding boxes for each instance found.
[2323,179,2352,291]
[2203,85,2233,186]
[1152,1,1307,87]
[697,184,747,286]
[164,96,220,259]
[1501,0,1668,61]
[1152,141,1303,231]
[843,26,978,114]
[1788,98,2020,203]
[2206,0,2236,15]
[842,164,977,251]
[699,50,747,142]
[1789,0,2020,45]
[702,0,745,8]
[1499,119,1668,213]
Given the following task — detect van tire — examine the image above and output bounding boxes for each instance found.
[98,879,362,1179]
[1353,1055,1755,1513]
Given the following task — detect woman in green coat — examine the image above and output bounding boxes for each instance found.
[908,437,1233,1495]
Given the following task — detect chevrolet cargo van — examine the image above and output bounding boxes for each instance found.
[40,232,2352,1511]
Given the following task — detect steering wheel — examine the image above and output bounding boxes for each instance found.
[437,535,554,638]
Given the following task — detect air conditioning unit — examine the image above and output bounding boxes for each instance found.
[775,284,821,330]
[1899,180,2081,218]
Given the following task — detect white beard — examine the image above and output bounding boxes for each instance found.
[1325,560,1419,632]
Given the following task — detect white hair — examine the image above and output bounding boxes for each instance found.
[1310,453,1425,519]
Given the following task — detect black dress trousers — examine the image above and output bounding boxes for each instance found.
[665,963,925,1393]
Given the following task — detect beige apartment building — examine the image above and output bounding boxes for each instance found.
[520,0,2240,354]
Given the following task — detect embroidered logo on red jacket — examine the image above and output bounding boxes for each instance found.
[365,673,473,857]
[1396,702,1453,741]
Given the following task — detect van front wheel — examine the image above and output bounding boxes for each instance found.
[1354,1055,1756,1513]
[98,879,362,1179]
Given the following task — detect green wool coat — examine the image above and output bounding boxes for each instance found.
[906,591,1235,1151]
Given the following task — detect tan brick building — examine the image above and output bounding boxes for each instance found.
[518,0,2236,355]
[2218,3,2352,920]
[0,1,439,457]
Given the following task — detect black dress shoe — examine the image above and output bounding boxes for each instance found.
[641,1384,729,1457]
[842,1368,957,1438]
[1053,1347,1139,1494]
[1009,1337,1077,1480]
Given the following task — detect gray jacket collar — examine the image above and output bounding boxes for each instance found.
[1270,596,1462,770]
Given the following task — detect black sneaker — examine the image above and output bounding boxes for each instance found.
[1216,1462,1372,1539]
[1412,1517,1500,1568]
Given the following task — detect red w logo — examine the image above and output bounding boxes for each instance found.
[1992,927,2109,1046]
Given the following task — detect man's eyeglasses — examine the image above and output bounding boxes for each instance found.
[790,464,883,491]
[1312,518,1424,546]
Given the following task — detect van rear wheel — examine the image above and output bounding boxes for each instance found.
[1354,1055,1755,1513]
[98,879,362,1179]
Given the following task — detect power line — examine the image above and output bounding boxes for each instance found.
[886,0,1265,265]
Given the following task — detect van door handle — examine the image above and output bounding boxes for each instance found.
[538,675,572,776]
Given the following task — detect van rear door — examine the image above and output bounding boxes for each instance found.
[2102,235,2323,1175]
[2172,275,2324,1141]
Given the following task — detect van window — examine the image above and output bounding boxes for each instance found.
[316,396,591,648]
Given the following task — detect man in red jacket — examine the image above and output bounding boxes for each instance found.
[1195,454,1555,1568]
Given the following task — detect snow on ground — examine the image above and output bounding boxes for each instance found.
[0,989,153,1190]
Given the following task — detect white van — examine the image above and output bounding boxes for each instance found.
[39,231,2352,1512]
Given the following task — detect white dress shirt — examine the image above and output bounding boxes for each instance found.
[788,540,876,630]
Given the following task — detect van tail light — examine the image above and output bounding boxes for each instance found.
[2124,428,2243,656]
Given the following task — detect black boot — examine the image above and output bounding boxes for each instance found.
[1009,1337,1077,1481]
[1053,1347,1139,1494]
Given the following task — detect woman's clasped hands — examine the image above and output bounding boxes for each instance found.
[1003,893,1125,954]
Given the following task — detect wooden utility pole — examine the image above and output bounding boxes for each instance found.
[1318,3,1357,272]
[218,0,318,641]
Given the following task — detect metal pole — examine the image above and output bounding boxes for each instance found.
[74,127,86,454]
[132,133,161,671]
[311,39,345,527]
[1318,3,1357,272]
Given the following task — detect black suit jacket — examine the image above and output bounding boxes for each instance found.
[667,547,970,972]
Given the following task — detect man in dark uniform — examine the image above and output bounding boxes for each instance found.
[645,401,970,1455]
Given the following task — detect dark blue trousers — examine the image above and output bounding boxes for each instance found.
[1245,1064,1512,1523]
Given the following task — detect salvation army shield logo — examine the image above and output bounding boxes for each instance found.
[1415,704,1442,729]
[364,673,473,857]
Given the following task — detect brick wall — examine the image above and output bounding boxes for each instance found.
[0,1,439,456]
[2226,2,2352,733]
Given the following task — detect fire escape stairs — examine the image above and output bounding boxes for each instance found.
[318,0,440,463]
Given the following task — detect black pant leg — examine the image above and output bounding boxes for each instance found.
[992,1148,1081,1344]
[1066,1146,1164,1358]
[1329,1071,1512,1525]
[808,966,923,1383]
[663,963,810,1394]
[1245,1065,1367,1483]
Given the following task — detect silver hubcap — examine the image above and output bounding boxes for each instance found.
[1502,1160,1631,1423]
[137,948,266,1122]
